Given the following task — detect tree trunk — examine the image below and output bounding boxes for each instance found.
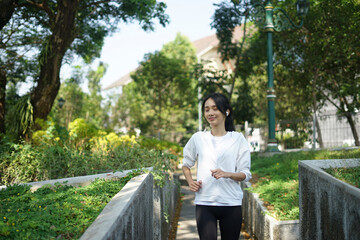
[344,112,360,146]
[315,114,324,148]
[30,0,78,124]
[312,72,324,148]
[0,68,6,135]
[0,0,16,31]
[229,22,247,103]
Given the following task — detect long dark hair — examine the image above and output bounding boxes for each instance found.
[202,93,235,131]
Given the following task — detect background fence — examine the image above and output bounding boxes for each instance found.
[244,112,360,152]
[144,112,360,152]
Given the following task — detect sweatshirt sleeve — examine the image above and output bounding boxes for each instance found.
[182,133,198,168]
[236,134,252,182]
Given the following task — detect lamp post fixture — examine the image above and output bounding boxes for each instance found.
[251,0,310,152]
[58,97,65,109]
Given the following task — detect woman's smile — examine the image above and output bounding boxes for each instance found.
[208,115,216,121]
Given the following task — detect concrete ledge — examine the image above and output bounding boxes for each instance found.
[242,182,299,240]
[80,173,154,240]
[0,169,146,191]
[299,159,360,240]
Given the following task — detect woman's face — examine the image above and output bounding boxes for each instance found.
[204,98,226,128]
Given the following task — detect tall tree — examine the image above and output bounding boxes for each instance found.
[0,0,16,31]
[85,62,107,127]
[274,0,360,146]
[52,66,85,128]
[211,0,259,124]
[0,0,169,137]
[130,34,198,139]
[0,10,39,137]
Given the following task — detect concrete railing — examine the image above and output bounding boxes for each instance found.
[299,159,360,240]
[81,172,180,240]
[241,182,299,240]
[2,169,180,240]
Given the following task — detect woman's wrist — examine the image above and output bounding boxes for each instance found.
[228,172,246,181]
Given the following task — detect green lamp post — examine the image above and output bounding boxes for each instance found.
[251,0,310,152]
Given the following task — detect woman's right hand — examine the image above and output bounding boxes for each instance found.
[189,180,202,192]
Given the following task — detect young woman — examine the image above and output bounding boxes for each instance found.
[182,93,251,240]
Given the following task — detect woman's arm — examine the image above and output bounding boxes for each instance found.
[182,166,202,192]
[210,169,246,181]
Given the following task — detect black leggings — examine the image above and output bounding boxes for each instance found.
[196,205,242,240]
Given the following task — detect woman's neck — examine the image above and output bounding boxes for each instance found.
[210,127,227,137]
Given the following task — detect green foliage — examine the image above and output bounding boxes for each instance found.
[211,1,252,60]
[0,118,178,185]
[211,1,259,123]
[0,143,42,184]
[195,63,231,97]
[138,136,183,170]
[50,67,86,128]
[49,63,113,131]
[68,118,99,148]
[1,0,169,140]
[32,118,69,146]
[6,95,34,139]
[0,173,137,239]
[325,166,360,188]
[138,136,183,157]
[124,34,198,140]
[84,62,108,127]
[211,0,360,135]
[250,148,360,220]
[273,0,360,143]
[91,133,138,151]
[276,132,308,149]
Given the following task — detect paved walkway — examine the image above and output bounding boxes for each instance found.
[176,186,199,240]
[175,176,250,240]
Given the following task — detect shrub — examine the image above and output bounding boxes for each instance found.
[0,118,178,185]
[32,118,69,146]
[90,133,137,151]
[0,143,43,184]
[0,140,176,185]
[68,118,99,149]
[138,136,183,157]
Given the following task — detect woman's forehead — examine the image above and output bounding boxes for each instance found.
[204,98,217,107]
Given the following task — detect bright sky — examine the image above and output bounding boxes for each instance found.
[90,0,223,90]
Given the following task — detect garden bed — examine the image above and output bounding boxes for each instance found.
[242,181,299,240]
[249,148,360,221]
[1,169,180,240]
[242,149,360,240]
[0,171,137,239]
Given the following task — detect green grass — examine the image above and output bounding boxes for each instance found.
[325,166,360,188]
[0,172,138,239]
[249,148,360,220]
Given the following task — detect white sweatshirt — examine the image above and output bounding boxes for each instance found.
[182,131,251,206]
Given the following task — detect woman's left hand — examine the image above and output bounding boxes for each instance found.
[210,169,229,179]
